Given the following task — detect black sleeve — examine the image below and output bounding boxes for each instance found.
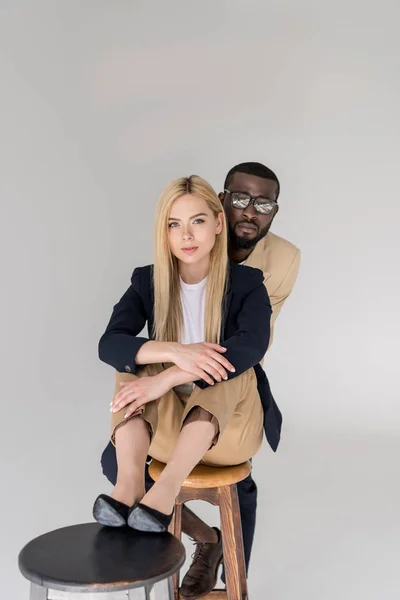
[98,268,150,373]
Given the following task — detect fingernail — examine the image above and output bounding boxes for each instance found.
[223,376,228,380]
[124,413,128,419]
[230,368,236,372]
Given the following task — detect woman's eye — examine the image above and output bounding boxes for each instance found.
[168,222,179,228]
[193,219,204,224]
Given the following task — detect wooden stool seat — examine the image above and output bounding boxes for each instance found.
[149,460,250,600]
[149,460,251,488]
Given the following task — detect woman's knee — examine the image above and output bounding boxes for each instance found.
[182,406,219,447]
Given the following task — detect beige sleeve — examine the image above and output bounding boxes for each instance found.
[267,248,301,349]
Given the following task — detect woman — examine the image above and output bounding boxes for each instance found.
[93,175,272,532]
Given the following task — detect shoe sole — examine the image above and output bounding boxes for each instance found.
[93,497,126,527]
[180,553,224,599]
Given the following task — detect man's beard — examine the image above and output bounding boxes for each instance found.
[228,221,271,251]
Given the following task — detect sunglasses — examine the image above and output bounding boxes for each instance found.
[224,189,277,215]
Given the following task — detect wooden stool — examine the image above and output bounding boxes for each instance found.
[149,460,251,600]
[18,523,185,599]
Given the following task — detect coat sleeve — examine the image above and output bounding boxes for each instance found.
[195,271,272,389]
[98,268,150,373]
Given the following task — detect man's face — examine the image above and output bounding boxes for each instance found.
[220,172,279,250]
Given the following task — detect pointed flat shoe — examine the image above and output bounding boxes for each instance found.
[93,494,130,527]
[127,502,173,533]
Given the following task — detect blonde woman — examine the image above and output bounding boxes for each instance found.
[93,175,274,532]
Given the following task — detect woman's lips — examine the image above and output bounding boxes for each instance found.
[182,246,198,254]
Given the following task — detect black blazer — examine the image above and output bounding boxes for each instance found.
[99,262,282,451]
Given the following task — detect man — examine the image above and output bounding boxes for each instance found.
[100,162,300,598]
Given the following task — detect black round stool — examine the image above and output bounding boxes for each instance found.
[18,523,185,599]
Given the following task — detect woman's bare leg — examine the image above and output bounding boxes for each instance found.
[111,416,151,506]
[141,410,216,515]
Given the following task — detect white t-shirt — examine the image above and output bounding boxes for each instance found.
[180,276,207,344]
[174,275,207,395]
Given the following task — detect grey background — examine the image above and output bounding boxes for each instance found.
[1,1,399,598]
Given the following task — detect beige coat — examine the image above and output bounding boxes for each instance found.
[245,231,301,347]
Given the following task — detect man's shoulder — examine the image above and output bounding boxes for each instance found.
[248,231,300,272]
[245,231,301,295]
[263,231,300,260]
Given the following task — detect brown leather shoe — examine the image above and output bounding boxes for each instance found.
[180,527,223,599]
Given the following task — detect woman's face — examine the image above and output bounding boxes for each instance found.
[168,194,223,266]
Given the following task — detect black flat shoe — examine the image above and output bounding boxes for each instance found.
[93,494,130,527]
[127,502,173,533]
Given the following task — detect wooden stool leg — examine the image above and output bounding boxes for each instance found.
[168,502,183,600]
[30,584,48,600]
[231,484,248,599]
[219,485,242,600]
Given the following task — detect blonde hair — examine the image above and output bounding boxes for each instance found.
[153,175,228,344]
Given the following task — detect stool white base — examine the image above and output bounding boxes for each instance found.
[31,578,174,600]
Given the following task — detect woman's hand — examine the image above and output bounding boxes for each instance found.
[171,342,235,384]
[111,372,172,419]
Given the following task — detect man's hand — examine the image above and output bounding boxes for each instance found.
[170,342,235,384]
[111,372,173,419]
